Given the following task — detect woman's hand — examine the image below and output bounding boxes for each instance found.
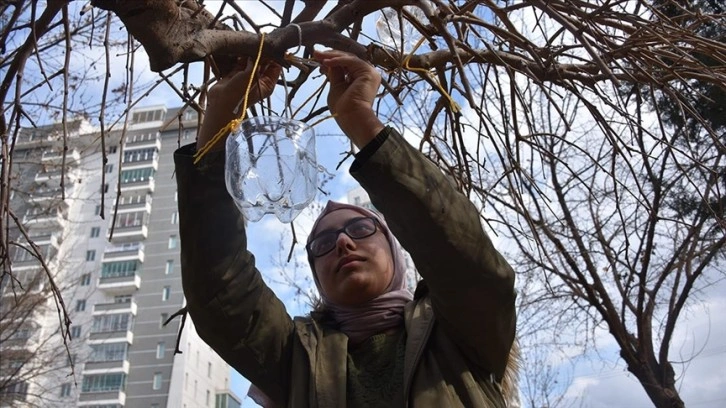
[198,59,282,152]
[313,50,384,148]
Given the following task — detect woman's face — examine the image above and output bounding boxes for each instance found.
[312,209,394,306]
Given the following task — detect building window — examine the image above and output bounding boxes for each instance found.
[80,274,91,286]
[120,167,155,184]
[102,183,109,193]
[90,227,100,238]
[114,294,132,303]
[4,382,28,400]
[160,313,168,329]
[101,260,139,278]
[89,343,128,362]
[170,211,178,224]
[152,372,162,390]
[162,286,171,301]
[123,147,157,164]
[156,342,166,359]
[81,373,125,392]
[91,313,131,333]
[66,353,77,367]
[168,235,177,249]
[86,250,96,261]
[207,362,212,377]
[70,325,81,339]
[105,164,113,173]
[60,383,72,397]
[75,299,86,312]
[206,390,210,406]
[113,210,146,228]
[109,145,117,154]
[165,260,174,275]
[132,109,163,123]
[95,205,101,215]
[184,109,196,121]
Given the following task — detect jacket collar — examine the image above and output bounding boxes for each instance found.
[295,296,435,407]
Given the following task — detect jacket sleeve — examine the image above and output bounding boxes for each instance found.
[174,144,294,405]
[350,127,516,379]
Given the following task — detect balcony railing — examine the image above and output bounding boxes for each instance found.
[124,136,160,149]
[115,199,152,213]
[41,149,80,163]
[78,390,126,406]
[88,329,134,344]
[34,170,74,183]
[28,186,73,204]
[93,300,137,315]
[102,244,145,262]
[121,155,159,171]
[98,274,141,295]
[83,359,130,375]
[28,234,60,246]
[107,224,148,242]
[22,209,66,229]
[119,178,155,193]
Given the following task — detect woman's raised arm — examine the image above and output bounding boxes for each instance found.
[175,60,295,406]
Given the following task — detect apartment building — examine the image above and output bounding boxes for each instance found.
[0,106,240,408]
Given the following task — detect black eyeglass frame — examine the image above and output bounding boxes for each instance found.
[306,216,381,257]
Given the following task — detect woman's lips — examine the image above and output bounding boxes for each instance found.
[336,255,365,272]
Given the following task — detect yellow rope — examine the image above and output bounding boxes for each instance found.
[402,37,460,113]
[194,32,267,164]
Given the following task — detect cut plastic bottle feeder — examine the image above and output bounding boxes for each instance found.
[225,116,317,223]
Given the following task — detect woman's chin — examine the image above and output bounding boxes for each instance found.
[337,281,382,306]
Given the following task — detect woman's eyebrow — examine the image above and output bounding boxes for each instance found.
[314,217,367,236]
[314,226,337,236]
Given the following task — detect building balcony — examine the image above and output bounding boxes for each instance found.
[0,292,46,320]
[28,186,73,205]
[83,359,130,375]
[88,329,134,344]
[102,243,144,263]
[121,155,159,172]
[28,233,61,248]
[93,300,137,315]
[107,224,147,242]
[124,135,161,150]
[115,198,152,213]
[1,324,39,349]
[78,390,126,406]
[119,178,155,193]
[1,337,32,349]
[22,208,67,229]
[98,274,141,295]
[34,169,75,184]
[10,258,42,270]
[41,149,80,163]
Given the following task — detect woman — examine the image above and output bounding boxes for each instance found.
[175,49,517,407]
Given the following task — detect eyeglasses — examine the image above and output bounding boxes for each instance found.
[307,217,380,257]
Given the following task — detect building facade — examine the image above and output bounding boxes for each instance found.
[0,106,240,408]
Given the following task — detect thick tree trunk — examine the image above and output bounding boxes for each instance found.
[628,361,684,408]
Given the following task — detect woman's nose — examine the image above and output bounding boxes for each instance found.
[335,231,356,253]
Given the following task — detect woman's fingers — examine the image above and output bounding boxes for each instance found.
[250,62,282,102]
